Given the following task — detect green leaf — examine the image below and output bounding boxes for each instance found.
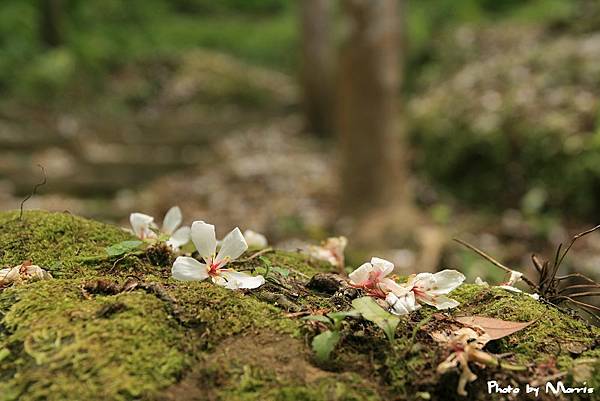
[270,266,290,277]
[0,348,10,363]
[106,240,143,257]
[327,310,361,330]
[302,315,333,325]
[352,296,400,342]
[312,330,341,363]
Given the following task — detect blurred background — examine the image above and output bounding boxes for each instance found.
[1,0,600,288]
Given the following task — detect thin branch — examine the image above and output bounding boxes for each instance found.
[19,165,47,220]
[239,247,274,262]
[559,283,600,293]
[555,224,600,272]
[453,238,537,288]
[555,273,598,284]
[531,254,543,274]
[561,291,600,298]
[555,295,600,313]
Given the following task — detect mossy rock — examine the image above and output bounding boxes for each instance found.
[0,211,598,401]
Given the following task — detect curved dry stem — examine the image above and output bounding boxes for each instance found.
[453,238,537,288]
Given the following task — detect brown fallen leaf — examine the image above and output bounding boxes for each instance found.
[455,316,533,340]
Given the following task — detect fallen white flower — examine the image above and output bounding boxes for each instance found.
[475,272,540,300]
[385,291,420,315]
[307,236,347,268]
[0,261,52,287]
[386,270,465,312]
[130,206,191,249]
[171,221,265,290]
[243,229,268,249]
[348,257,399,299]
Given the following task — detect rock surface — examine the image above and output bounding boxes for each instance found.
[0,211,598,401]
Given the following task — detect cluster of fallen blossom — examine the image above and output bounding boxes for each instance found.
[348,257,466,315]
[130,207,470,313]
[0,206,540,316]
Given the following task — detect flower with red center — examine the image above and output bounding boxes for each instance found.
[171,221,265,290]
[386,270,465,313]
[348,257,398,299]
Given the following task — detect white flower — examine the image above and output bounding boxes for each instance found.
[477,271,540,300]
[130,206,191,249]
[474,277,489,286]
[0,262,52,287]
[388,270,465,311]
[506,270,523,286]
[243,229,268,249]
[307,236,347,268]
[171,221,265,290]
[385,291,420,315]
[348,257,397,299]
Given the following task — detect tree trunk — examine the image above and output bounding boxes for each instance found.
[336,0,405,216]
[300,0,334,137]
[39,0,63,48]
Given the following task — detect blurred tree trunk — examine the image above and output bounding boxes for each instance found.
[300,0,334,136]
[39,0,63,48]
[336,0,406,217]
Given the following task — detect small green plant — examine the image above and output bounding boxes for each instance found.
[105,240,144,257]
[351,296,400,342]
[303,310,361,363]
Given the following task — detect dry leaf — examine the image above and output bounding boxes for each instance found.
[455,316,533,340]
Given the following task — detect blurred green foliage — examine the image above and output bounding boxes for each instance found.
[1,0,599,219]
[0,0,583,98]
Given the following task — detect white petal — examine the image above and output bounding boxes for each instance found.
[171,256,209,281]
[474,277,489,286]
[0,266,19,284]
[162,206,183,235]
[506,270,523,286]
[130,213,156,239]
[416,270,465,295]
[370,257,394,277]
[386,293,409,315]
[427,295,460,310]
[386,291,420,315]
[348,262,374,285]
[167,226,191,249]
[191,221,217,262]
[380,278,411,296]
[213,270,265,290]
[243,229,268,249]
[498,285,523,293]
[215,228,248,266]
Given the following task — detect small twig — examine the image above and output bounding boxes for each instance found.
[19,165,47,220]
[555,273,598,283]
[561,291,600,298]
[453,238,536,288]
[555,224,600,271]
[240,247,273,262]
[559,283,600,292]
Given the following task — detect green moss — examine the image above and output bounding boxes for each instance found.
[0,279,189,401]
[449,285,599,363]
[0,211,597,401]
[0,210,133,278]
[217,367,381,401]
[166,280,299,346]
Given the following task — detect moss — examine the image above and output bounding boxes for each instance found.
[0,279,189,401]
[449,285,600,364]
[217,368,381,401]
[0,211,598,401]
[165,280,299,346]
[0,210,133,278]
